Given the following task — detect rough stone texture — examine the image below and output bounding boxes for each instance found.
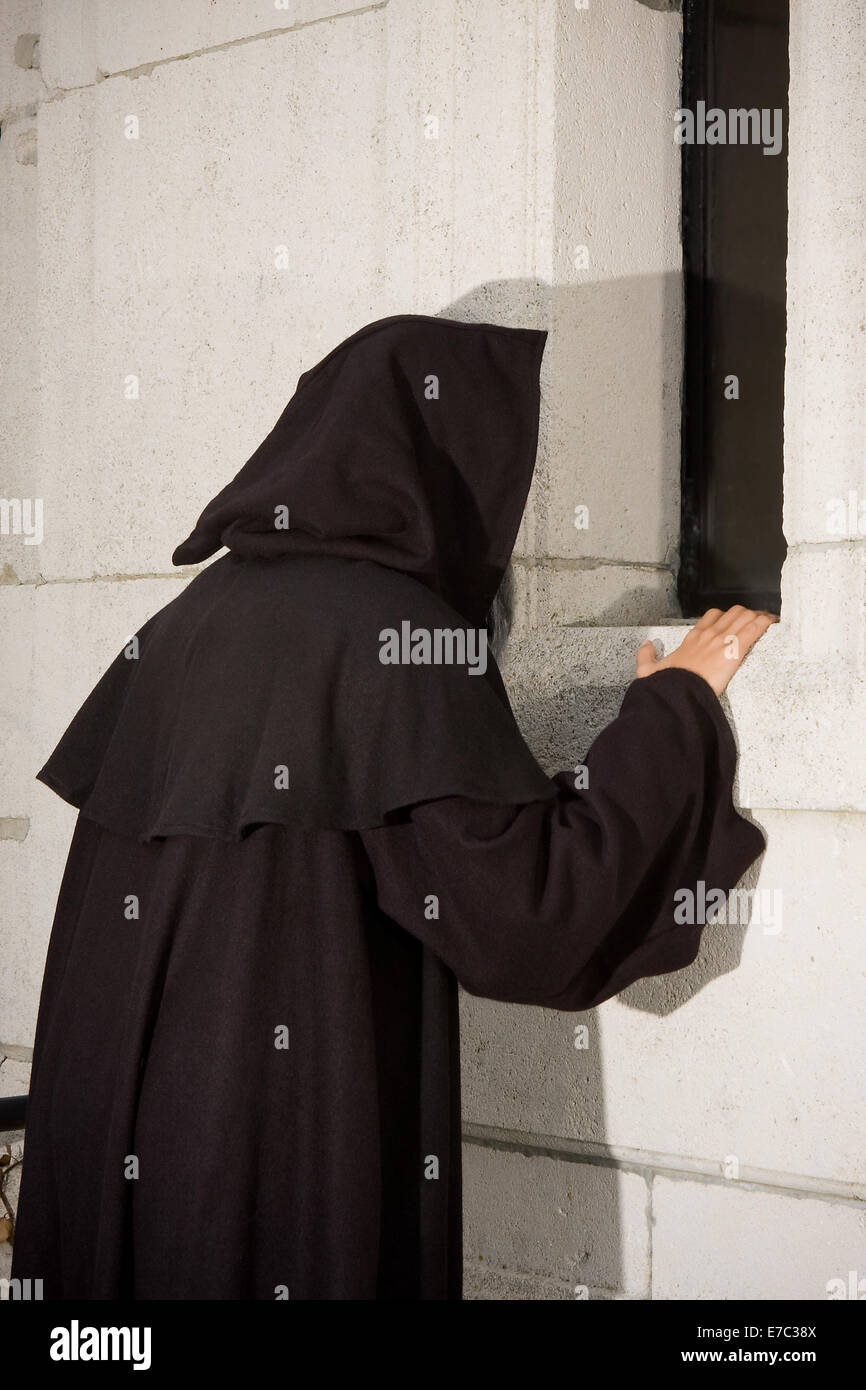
[543,1,683,570]
[18,10,389,585]
[783,8,866,552]
[0,577,186,1042]
[0,1055,30,1096]
[463,1143,650,1297]
[0,0,42,119]
[463,1266,577,1300]
[0,578,187,817]
[462,807,866,1189]
[501,624,866,813]
[462,1259,634,1300]
[1,0,864,1301]
[652,1178,866,1301]
[39,0,361,88]
[511,559,680,628]
[0,805,78,1046]
[0,57,39,554]
[4,0,683,608]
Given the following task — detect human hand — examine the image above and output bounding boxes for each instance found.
[635,606,779,697]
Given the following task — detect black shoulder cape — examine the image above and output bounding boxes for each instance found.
[36,314,556,839]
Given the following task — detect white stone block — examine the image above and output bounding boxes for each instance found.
[0,107,39,576]
[652,1176,866,1300]
[784,1,866,547]
[463,1265,577,1300]
[543,0,682,569]
[510,559,679,630]
[463,1143,650,1297]
[31,8,388,581]
[0,578,188,816]
[779,547,866,674]
[0,0,42,119]
[500,624,866,813]
[39,0,356,87]
[461,809,866,1190]
[0,576,189,1044]
[0,804,73,1046]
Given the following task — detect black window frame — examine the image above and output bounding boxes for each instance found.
[678,0,789,618]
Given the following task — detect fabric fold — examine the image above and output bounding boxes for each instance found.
[36,552,556,841]
[361,667,766,1012]
[36,314,554,842]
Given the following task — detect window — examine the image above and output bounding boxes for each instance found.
[679,0,789,616]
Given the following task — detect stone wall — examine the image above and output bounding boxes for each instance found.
[1,0,863,1299]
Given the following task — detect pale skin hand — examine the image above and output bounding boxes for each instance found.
[635,606,779,698]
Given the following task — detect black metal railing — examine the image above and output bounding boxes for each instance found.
[0,1096,27,1131]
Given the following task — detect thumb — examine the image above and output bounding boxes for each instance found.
[635,638,659,678]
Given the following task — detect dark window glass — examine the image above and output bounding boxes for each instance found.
[679,0,789,616]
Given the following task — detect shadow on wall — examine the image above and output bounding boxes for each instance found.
[436,278,764,1298]
[509,665,758,1016]
[444,275,685,628]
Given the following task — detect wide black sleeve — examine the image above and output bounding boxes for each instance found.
[360,667,766,1010]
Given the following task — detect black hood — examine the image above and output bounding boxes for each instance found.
[173,314,547,627]
[36,314,556,840]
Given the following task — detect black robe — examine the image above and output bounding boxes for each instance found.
[12,314,765,1300]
